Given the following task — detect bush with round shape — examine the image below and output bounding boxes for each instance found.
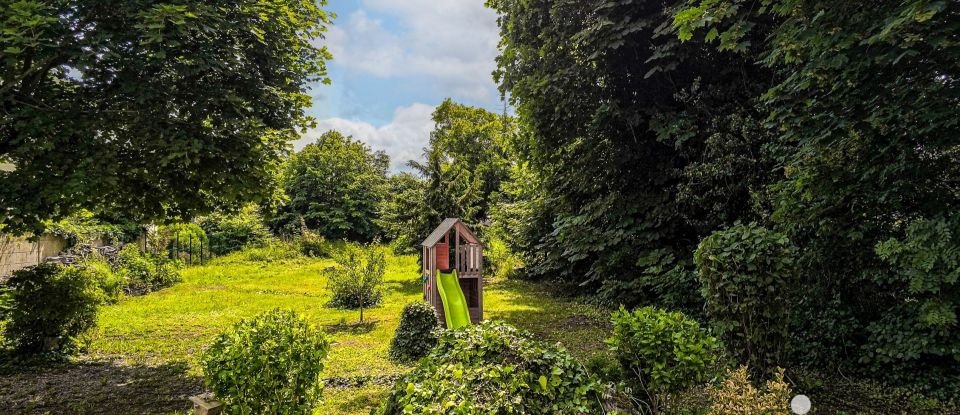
[694,222,796,377]
[81,254,125,303]
[608,306,721,413]
[201,309,330,415]
[375,321,601,415]
[388,301,438,363]
[708,366,791,415]
[198,206,271,256]
[1,263,104,354]
[115,244,181,295]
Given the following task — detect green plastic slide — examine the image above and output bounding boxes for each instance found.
[436,270,471,329]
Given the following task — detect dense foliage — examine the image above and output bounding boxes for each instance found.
[608,306,721,412]
[157,223,207,262]
[708,367,791,415]
[197,206,271,256]
[272,130,388,241]
[0,263,103,353]
[45,211,141,247]
[672,0,960,394]
[376,321,601,415]
[695,223,795,377]
[0,0,333,234]
[388,301,438,363]
[486,0,775,309]
[115,244,181,295]
[201,309,330,415]
[376,173,427,254]
[327,245,386,321]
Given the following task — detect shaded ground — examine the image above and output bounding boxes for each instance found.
[0,252,610,415]
[0,361,200,415]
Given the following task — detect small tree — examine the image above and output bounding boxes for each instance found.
[327,245,386,322]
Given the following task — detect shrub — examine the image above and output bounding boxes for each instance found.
[0,263,104,354]
[608,306,721,413]
[297,229,336,257]
[157,223,208,264]
[388,301,438,363]
[201,309,330,415]
[115,244,181,295]
[81,254,124,303]
[375,321,601,415]
[708,366,791,415]
[327,245,386,316]
[485,235,523,280]
[197,206,271,256]
[695,223,795,377]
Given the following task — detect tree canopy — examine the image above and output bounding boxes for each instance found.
[0,0,332,234]
[271,130,388,241]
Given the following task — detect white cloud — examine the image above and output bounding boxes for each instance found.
[324,0,500,101]
[295,103,435,173]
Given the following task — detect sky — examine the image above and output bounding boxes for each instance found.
[294,0,505,172]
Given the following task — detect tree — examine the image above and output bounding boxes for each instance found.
[409,99,513,236]
[675,0,960,392]
[0,0,333,234]
[486,0,775,308]
[376,173,427,253]
[274,130,388,241]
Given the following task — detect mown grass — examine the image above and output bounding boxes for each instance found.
[0,249,610,415]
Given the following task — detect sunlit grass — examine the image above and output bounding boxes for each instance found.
[4,247,611,414]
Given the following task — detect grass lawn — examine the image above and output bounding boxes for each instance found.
[0,252,610,415]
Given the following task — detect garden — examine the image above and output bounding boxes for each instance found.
[3,0,960,414]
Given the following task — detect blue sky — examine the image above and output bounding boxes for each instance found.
[294,0,504,171]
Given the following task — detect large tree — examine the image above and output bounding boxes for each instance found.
[273,130,388,241]
[486,0,775,307]
[676,0,960,390]
[0,0,332,234]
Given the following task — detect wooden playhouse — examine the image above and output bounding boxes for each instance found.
[421,218,483,326]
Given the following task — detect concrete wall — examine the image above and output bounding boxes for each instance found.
[0,235,68,278]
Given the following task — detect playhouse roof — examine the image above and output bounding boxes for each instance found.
[421,218,481,247]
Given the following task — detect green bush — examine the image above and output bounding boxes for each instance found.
[201,309,330,415]
[197,206,271,256]
[694,223,795,376]
[375,321,601,415]
[608,306,721,413]
[115,244,181,295]
[388,301,438,363]
[296,229,339,257]
[327,245,385,311]
[157,223,207,264]
[0,263,104,354]
[81,254,125,303]
[485,235,523,280]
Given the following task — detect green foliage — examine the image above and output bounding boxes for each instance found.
[201,309,330,415]
[327,245,386,320]
[210,239,303,264]
[0,263,103,354]
[44,210,141,246]
[486,0,775,308]
[157,223,207,262]
[0,0,333,234]
[388,301,438,363]
[80,255,125,303]
[484,235,523,280]
[296,229,337,258]
[409,100,513,238]
[272,130,388,241]
[375,321,601,415]
[694,223,795,376]
[864,215,960,393]
[115,245,181,295]
[376,173,427,254]
[197,206,271,256]
[673,0,960,392]
[607,306,721,410]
